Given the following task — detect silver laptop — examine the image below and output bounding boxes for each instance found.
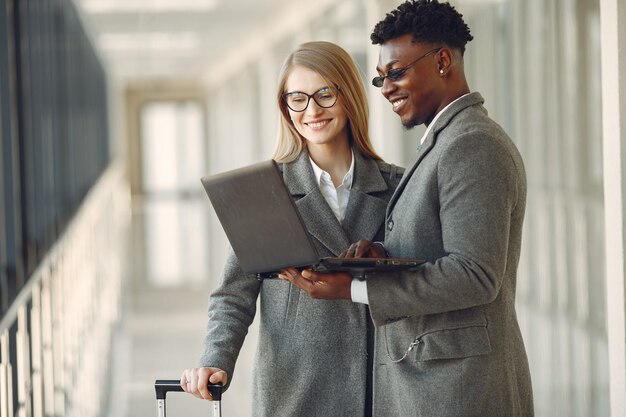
[200,160,424,279]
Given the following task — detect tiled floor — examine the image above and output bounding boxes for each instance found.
[106,284,260,417]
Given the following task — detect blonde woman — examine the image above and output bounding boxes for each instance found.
[181,41,403,417]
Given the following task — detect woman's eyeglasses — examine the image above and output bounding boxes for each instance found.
[372,47,441,88]
[282,86,339,112]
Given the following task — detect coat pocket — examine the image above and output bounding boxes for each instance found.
[415,324,491,361]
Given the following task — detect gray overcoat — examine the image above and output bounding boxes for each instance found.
[199,148,404,417]
[366,92,534,417]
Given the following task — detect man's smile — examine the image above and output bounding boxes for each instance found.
[391,97,408,111]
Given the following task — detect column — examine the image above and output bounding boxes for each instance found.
[601,0,626,415]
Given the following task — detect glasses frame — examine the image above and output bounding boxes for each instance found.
[282,86,340,112]
[372,47,442,88]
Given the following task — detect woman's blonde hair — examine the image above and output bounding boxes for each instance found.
[272,41,382,162]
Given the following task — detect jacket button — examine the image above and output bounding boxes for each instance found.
[387,219,394,231]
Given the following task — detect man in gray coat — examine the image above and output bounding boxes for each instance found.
[283,1,534,416]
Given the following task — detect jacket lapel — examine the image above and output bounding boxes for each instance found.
[282,148,390,256]
[385,92,485,217]
[282,150,350,256]
[342,151,389,244]
[385,132,435,217]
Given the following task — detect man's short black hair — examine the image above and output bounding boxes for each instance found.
[371,0,473,53]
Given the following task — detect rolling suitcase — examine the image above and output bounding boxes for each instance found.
[155,379,223,417]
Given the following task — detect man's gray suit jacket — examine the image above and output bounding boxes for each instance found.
[367,92,534,417]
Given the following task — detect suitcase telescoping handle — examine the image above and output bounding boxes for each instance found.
[155,379,223,417]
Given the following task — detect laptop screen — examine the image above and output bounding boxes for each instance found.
[201,160,320,274]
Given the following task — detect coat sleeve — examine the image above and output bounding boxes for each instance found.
[367,132,522,326]
[197,248,261,387]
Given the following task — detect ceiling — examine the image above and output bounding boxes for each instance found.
[72,0,503,87]
[73,0,343,85]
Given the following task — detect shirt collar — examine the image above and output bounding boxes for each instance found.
[420,92,471,145]
[309,150,355,189]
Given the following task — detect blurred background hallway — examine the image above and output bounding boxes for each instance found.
[2,0,626,416]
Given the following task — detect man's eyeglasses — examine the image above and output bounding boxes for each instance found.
[282,86,339,112]
[372,47,442,88]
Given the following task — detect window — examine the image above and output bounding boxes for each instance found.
[139,100,209,286]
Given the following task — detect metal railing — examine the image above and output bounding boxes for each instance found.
[0,161,129,417]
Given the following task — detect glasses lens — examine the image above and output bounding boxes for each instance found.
[372,68,407,88]
[387,68,407,82]
[284,87,338,112]
[313,87,338,108]
[284,93,309,112]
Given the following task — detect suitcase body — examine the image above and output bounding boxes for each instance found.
[155,380,223,417]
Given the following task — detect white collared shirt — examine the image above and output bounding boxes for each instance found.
[419,93,470,145]
[310,153,368,303]
[309,152,354,223]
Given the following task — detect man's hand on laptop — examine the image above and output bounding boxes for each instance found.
[340,239,386,258]
[279,268,352,300]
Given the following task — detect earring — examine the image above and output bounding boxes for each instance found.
[439,69,444,75]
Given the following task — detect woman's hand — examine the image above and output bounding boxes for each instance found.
[181,367,228,401]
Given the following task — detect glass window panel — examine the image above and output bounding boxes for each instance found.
[179,102,205,189]
[140,101,205,194]
[144,199,208,287]
[0,0,7,311]
[141,103,179,193]
[139,100,208,287]
[0,128,5,313]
